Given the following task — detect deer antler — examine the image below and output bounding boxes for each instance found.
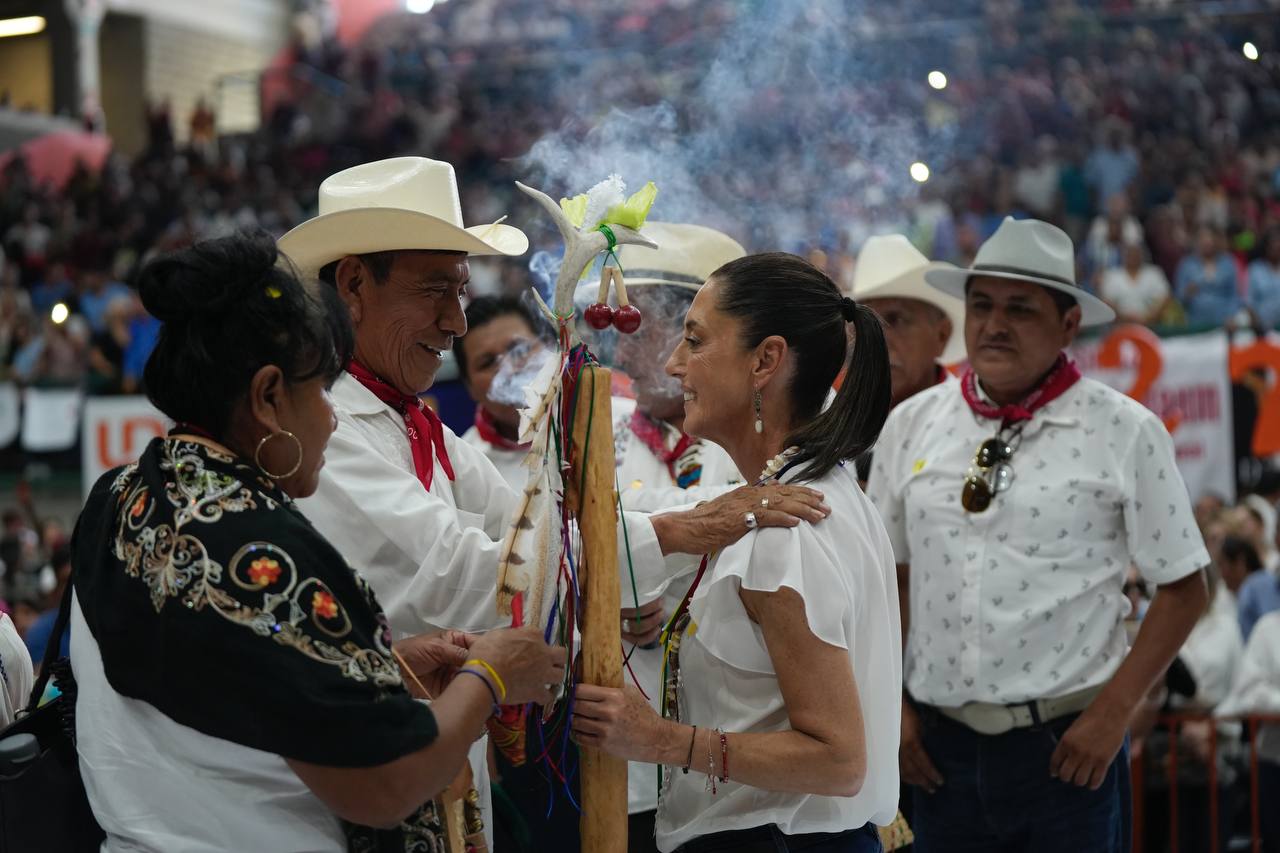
[515,181,658,321]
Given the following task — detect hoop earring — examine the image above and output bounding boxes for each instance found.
[255,430,303,480]
[753,390,763,434]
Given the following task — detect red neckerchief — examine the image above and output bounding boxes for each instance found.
[346,360,455,491]
[473,406,529,452]
[960,353,1082,424]
[628,409,696,481]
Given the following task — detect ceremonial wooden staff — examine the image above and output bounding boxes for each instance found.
[566,365,626,853]
[496,178,657,852]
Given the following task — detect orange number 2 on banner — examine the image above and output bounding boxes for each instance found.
[1229,340,1280,457]
[1096,324,1181,434]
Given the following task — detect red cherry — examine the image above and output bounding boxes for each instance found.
[584,303,615,330]
[613,304,642,334]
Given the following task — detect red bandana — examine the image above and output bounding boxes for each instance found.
[473,406,529,452]
[346,360,455,491]
[628,409,697,482]
[960,353,1082,424]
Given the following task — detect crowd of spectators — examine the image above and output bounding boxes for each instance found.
[1120,485,1280,851]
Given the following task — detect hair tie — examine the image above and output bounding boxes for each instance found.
[840,296,858,322]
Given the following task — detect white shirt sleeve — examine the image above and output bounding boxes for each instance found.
[618,482,735,514]
[305,418,518,634]
[1122,411,1210,586]
[305,415,680,636]
[443,429,522,540]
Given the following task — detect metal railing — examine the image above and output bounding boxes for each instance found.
[1131,712,1280,853]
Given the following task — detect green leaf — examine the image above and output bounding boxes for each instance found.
[559,193,589,228]
[603,182,658,230]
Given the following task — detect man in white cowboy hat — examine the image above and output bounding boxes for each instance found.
[281,158,830,843]
[866,217,1209,852]
[851,234,964,484]
[853,234,964,408]
[608,221,748,851]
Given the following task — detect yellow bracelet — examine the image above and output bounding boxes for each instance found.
[464,658,507,703]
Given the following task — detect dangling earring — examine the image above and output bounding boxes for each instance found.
[255,430,304,480]
[753,390,763,434]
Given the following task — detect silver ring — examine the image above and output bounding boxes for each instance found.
[761,497,770,508]
[744,511,758,530]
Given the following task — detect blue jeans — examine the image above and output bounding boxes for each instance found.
[676,822,883,852]
[911,707,1131,853]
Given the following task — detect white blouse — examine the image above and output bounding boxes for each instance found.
[655,462,902,852]
[70,596,346,853]
[614,406,743,816]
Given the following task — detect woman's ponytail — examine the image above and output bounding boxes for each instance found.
[787,301,891,480]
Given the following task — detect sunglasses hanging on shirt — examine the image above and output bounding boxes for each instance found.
[961,423,1025,513]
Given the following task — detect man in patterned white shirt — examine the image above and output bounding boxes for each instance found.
[867,217,1209,852]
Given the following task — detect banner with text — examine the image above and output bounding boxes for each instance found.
[80,396,170,499]
[1072,327,1235,502]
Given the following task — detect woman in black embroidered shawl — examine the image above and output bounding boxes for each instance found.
[69,233,563,852]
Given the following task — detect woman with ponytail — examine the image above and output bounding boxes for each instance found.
[572,253,901,853]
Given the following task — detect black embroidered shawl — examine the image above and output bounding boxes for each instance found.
[73,438,444,849]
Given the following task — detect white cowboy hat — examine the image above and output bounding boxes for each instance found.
[616,222,746,291]
[926,217,1116,327]
[278,157,529,280]
[852,234,966,364]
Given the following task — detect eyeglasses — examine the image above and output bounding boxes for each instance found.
[961,436,1017,513]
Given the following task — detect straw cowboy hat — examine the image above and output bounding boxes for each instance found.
[852,234,966,364]
[616,222,746,291]
[926,217,1116,327]
[278,157,529,280]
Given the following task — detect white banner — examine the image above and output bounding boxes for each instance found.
[20,387,83,452]
[1073,327,1235,503]
[0,383,18,447]
[80,396,169,498]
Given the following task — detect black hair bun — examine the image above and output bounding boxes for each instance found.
[138,232,280,324]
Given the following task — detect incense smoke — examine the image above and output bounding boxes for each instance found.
[519,0,958,251]
[496,0,962,408]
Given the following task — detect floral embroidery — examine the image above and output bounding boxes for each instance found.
[312,590,339,620]
[247,558,281,587]
[109,439,403,691]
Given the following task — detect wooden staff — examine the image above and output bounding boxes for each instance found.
[568,365,626,853]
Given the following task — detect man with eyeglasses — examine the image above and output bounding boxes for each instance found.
[866,217,1209,853]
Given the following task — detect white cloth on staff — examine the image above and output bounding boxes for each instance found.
[656,462,902,852]
[70,596,347,853]
[867,376,1209,707]
[613,404,743,817]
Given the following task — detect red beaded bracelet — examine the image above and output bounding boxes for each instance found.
[718,730,728,783]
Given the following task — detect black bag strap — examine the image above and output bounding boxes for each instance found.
[24,580,76,712]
